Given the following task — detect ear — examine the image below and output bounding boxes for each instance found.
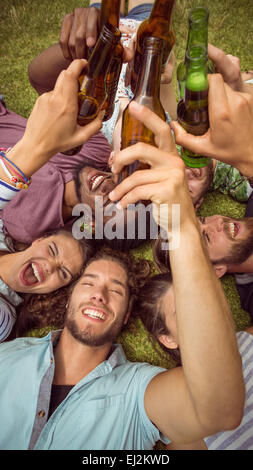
[213,264,227,279]
[158,334,178,350]
[194,197,204,211]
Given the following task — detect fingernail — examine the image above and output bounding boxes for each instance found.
[87,37,95,47]
[116,201,122,210]
[109,190,115,200]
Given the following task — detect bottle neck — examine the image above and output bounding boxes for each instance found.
[185,8,209,57]
[184,45,208,107]
[134,42,163,98]
[150,0,176,23]
[100,0,121,28]
[86,24,120,78]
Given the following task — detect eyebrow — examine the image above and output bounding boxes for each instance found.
[82,273,127,290]
[52,240,74,280]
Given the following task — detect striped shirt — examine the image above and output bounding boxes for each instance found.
[205,331,253,450]
[0,218,23,342]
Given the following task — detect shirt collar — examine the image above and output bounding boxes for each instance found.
[49,330,127,370]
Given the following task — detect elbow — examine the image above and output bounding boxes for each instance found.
[220,401,245,432]
[198,388,245,437]
[28,63,39,92]
[28,63,45,95]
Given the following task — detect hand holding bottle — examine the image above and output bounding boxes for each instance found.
[207,44,245,92]
[59,7,100,60]
[59,6,133,63]
[171,74,253,178]
[6,60,104,178]
[109,101,196,234]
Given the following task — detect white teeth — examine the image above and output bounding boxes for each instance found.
[83,308,105,320]
[229,222,235,238]
[91,175,104,191]
[31,263,41,282]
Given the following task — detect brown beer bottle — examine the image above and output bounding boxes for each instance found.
[119,37,166,182]
[100,0,124,121]
[131,0,176,93]
[177,45,210,168]
[62,22,121,156]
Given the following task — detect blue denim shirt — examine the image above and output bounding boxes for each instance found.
[0,331,169,450]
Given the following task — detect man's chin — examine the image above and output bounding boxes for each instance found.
[65,318,117,348]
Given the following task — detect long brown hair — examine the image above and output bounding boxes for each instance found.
[133,273,181,366]
[152,234,171,273]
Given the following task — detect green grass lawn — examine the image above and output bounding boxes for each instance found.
[0,0,252,117]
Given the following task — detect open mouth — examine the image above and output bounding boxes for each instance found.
[20,262,43,286]
[88,172,109,192]
[228,222,240,239]
[82,307,107,321]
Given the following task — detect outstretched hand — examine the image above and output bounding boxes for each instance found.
[8,59,103,177]
[59,7,134,64]
[171,74,253,179]
[208,43,245,92]
[59,7,100,60]
[109,101,195,233]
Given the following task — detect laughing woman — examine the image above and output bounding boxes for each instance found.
[0,59,102,341]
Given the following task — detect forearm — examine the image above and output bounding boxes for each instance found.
[1,138,47,181]
[169,217,244,431]
[28,44,71,95]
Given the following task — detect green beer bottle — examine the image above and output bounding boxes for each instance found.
[177,6,214,100]
[177,44,210,168]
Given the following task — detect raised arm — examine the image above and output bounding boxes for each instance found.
[0,59,103,206]
[109,102,245,444]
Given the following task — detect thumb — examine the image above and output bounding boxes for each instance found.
[74,111,104,146]
[170,120,211,156]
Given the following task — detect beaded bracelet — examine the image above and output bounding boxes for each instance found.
[0,150,31,189]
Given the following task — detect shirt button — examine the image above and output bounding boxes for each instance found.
[38,410,45,418]
[50,357,54,364]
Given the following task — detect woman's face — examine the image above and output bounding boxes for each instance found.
[6,233,84,294]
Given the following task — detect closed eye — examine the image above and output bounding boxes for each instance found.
[49,244,55,256]
[59,268,68,281]
[110,289,123,296]
[203,230,210,244]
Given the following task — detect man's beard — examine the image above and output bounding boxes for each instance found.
[218,217,253,265]
[65,305,126,347]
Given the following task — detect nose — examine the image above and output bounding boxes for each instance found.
[90,288,108,305]
[208,216,224,232]
[185,167,201,180]
[42,257,58,277]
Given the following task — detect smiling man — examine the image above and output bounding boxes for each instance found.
[0,101,245,450]
[198,215,253,278]
[0,246,244,450]
[185,159,253,210]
